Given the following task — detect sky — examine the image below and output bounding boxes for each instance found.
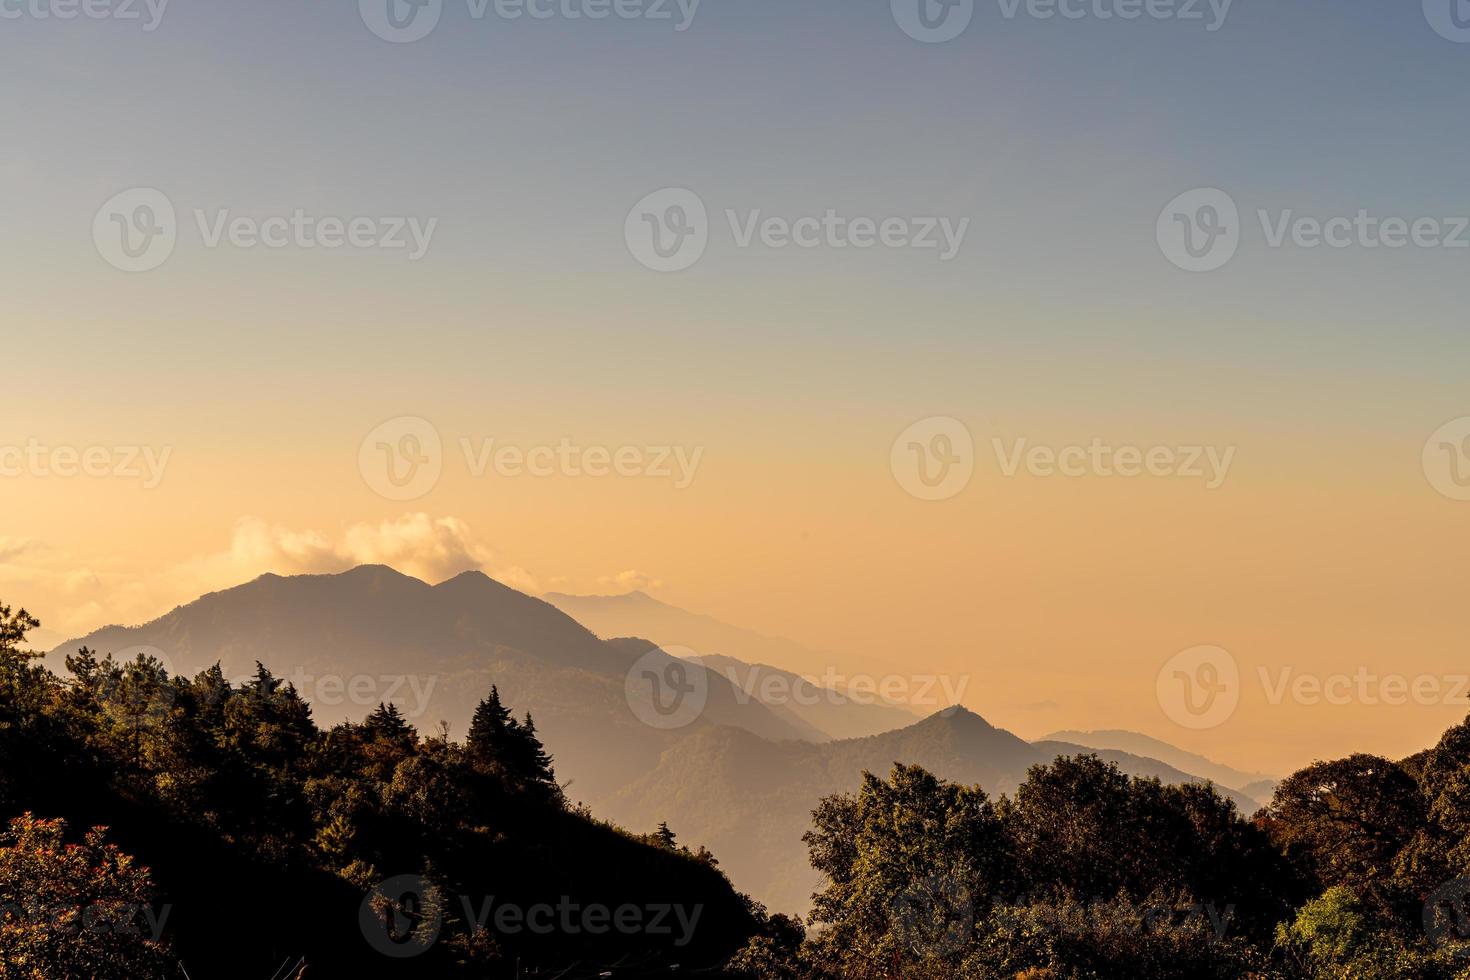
[2,0,1469,775]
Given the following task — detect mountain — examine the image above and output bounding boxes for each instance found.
[49,566,814,804]
[684,653,920,741]
[1040,728,1277,806]
[603,708,1263,915]
[543,590,911,695]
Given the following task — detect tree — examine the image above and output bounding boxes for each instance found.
[1265,754,1423,909]
[804,764,1009,974]
[466,685,512,755]
[0,814,176,979]
[466,688,558,799]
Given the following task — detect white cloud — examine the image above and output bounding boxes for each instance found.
[1,514,540,639]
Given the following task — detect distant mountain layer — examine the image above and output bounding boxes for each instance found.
[602,707,1262,916]
[49,566,1270,917]
[685,653,920,741]
[543,591,908,692]
[49,566,813,804]
[1041,728,1277,805]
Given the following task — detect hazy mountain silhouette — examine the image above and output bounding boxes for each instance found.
[49,566,813,803]
[604,707,1262,915]
[543,590,907,689]
[684,653,920,741]
[1041,728,1276,805]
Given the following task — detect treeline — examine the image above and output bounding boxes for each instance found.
[726,737,1470,978]
[0,601,765,978]
[7,591,1470,979]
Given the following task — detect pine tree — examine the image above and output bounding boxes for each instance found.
[654,821,678,850]
[515,712,556,788]
[364,702,416,747]
[467,686,515,758]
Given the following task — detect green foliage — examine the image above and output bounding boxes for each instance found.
[0,813,175,979]
[0,598,757,978]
